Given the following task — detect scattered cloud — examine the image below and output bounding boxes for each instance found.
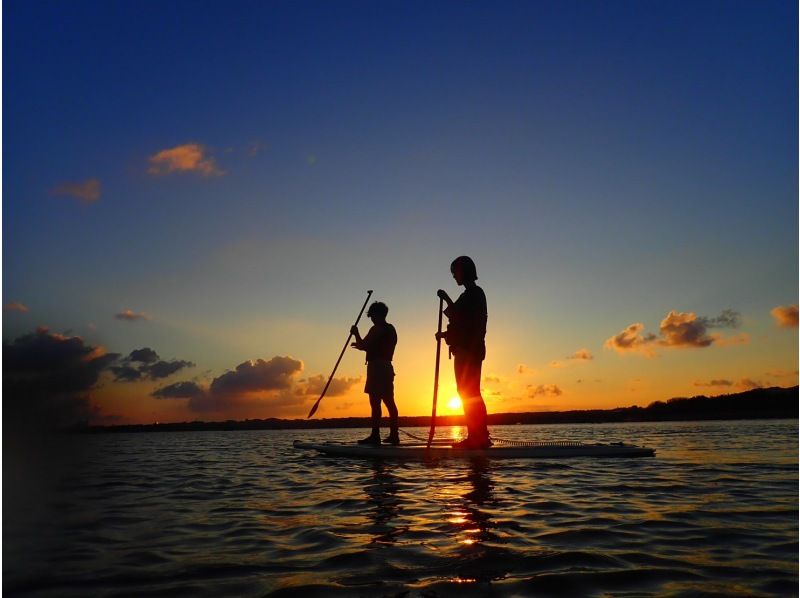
[659,311,716,348]
[528,384,563,398]
[4,302,29,313]
[301,374,361,397]
[604,322,658,355]
[606,310,743,355]
[771,304,798,328]
[128,348,159,363]
[153,381,206,399]
[693,379,734,387]
[568,348,594,361]
[110,364,142,382]
[548,360,565,369]
[111,348,194,382]
[701,309,742,329]
[209,356,302,399]
[517,364,535,375]
[115,309,150,322]
[483,375,501,384]
[52,178,101,203]
[147,143,224,177]
[161,357,304,412]
[151,356,369,415]
[3,328,120,430]
[145,359,194,380]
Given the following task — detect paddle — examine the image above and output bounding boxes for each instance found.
[427,296,444,448]
[307,290,373,419]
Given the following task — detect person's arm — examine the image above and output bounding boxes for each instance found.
[351,325,375,351]
[350,325,365,350]
[436,289,454,310]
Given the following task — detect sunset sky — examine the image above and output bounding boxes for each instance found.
[4,1,797,427]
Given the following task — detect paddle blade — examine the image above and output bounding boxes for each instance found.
[307,396,322,419]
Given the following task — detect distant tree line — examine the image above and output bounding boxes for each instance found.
[83,386,798,434]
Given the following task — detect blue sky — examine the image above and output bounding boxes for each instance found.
[4,0,797,424]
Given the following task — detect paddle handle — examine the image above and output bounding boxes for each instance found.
[307,290,373,418]
[427,297,444,448]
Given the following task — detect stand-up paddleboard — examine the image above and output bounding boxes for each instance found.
[293,439,655,459]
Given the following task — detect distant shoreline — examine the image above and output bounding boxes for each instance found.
[85,386,798,434]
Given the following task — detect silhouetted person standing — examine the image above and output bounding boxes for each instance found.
[436,256,491,448]
[351,302,399,445]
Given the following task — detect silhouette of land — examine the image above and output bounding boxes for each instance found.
[84,386,797,433]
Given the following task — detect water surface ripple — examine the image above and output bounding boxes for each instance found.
[4,420,797,596]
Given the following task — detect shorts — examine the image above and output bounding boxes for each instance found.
[365,360,394,397]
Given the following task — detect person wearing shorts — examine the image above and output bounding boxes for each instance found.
[351,301,399,445]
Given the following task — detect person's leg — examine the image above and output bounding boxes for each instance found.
[382,394,399,443]
[370,393,382,432]
[358,393,382,444]
[454,355,476,439]
[455,354,489,446]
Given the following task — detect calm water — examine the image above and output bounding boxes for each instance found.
[4,420,798,597]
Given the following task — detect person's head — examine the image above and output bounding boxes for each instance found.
[450,255,478,285]
[367,301,389,322]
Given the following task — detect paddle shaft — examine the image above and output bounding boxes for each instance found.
[307,290,373,418]
[427,297,444,448]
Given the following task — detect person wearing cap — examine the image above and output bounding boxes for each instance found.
[436,256,491,449]
[350,301,399,445]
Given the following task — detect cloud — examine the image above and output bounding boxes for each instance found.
[153,381,206,399]
[302,374,361,397]
[483,375,501,384]
[147,143,224,176]
[111,348,194,382]
[658,311,715,348]
[143,359,195,380]
[151,356,310,413]
[517,364,535,375]
[4,302,29,313]
[52,178,101,203]
[210,357,302,399]
[115,309,150,322]
[528,384,563,398]
[700,309,742,329]
[110,364,142,382]
[548,360,565,369]
[604,322,658,355]
[128,348,159,363]
[567,348,594,361]
[693,379,734,387]
[606,310,743,355]
[3,328,119,430]
[771,305,798,328]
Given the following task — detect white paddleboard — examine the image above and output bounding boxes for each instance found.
[293,439,655,459]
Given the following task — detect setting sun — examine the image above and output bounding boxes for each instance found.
[447,396,463,412]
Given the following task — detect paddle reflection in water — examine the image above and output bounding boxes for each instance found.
[363,460,405,546]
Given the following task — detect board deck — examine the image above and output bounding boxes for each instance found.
[293,439,656,459]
